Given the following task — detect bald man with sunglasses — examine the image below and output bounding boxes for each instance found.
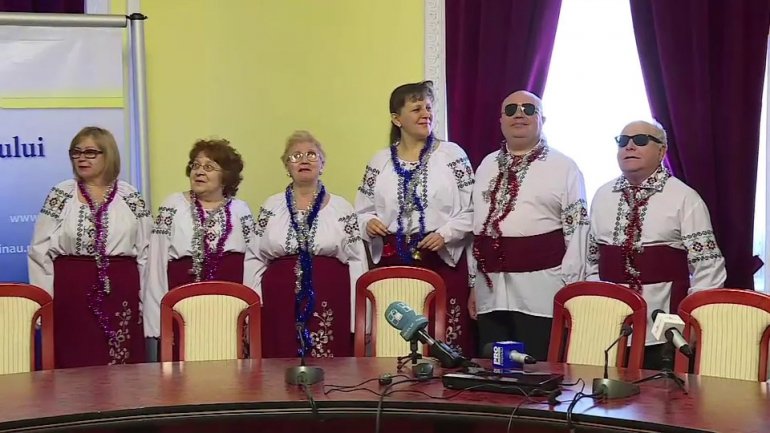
[586,120,726,369]
[468,90,589,360]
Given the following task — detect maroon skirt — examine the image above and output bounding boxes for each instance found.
[166,252,247,360]
[52,255,145,368]
[377,235,476,357]
[260,255,353,358]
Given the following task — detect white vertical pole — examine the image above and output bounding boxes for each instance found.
[128,12,151,208]
[424,0,448,141]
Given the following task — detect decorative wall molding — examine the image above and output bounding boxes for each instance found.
[424,0,448,140]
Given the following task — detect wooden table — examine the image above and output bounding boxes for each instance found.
[1,358,768,432]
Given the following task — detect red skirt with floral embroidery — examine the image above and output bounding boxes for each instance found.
[260,255,353,358]
[377,236,476,357]
[52,255,145,368]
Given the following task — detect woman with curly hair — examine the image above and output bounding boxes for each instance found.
[145,139,261,357]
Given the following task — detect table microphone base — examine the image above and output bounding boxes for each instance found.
[592,378,640,399]
[285,366,325,385]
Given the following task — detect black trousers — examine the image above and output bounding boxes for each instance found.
[476,311,552,361]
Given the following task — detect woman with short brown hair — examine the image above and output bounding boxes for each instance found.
[145,138,260,357]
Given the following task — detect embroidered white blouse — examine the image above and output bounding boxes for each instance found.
[144,192,261,338]
[28,179,152,297]
[253,192,368,330]
[587,166,727,344]
[468,144,589,318]
[354,140,475,267]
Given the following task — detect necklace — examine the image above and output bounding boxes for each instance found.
[189,192,233,281]
[390,136,433,263]
[285,181,326,357]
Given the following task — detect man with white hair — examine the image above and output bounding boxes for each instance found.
[469,90,589,360]
[587,120,726,369]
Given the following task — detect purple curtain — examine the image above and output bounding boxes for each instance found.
[631,0,770,289]
[0,0,83,13]
[445,0,562,168]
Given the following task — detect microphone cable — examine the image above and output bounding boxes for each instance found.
[375,378,425,433]
[300,382,319,417]
[565,388,603,432]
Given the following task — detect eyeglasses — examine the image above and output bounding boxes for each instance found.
[287,151,320,163]
[69,149,103,160]
[615,134,663,147]
[189,161,221,172]
[503,103,538,117]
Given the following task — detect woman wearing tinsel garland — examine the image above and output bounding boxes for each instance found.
[28,126,151,368]
[354,81,476,356]
[254,130,367,358]
[145,139,261,355]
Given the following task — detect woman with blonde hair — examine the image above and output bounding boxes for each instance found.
[254,130,367,358]
[28,126,151,368]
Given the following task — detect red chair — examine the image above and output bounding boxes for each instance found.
[548,281,647,369]
[676,289,770,381]
[0,283,54,374]
[160,281,261,362]
[354,266,446,357]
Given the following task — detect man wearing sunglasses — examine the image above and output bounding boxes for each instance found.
[469,90,589,361]
[586,120,726,370]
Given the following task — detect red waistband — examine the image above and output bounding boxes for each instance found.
[597,244,689,284]
[474,230,565,272]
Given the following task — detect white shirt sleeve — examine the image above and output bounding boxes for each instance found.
[118,183,153,319]
[433,144,475,258]
[237,202,266,297]
[144,195,178,338]
[27,182,75,295]
[681,194,727,292]
[560,164,589,283]
[334,201,369,331]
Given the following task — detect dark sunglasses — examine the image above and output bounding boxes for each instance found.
[69,149,104,160]
[504,103,538,117]
[615,134,663,147]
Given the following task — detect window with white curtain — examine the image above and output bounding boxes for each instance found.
[543,0,768,292]
[542,0,651,205]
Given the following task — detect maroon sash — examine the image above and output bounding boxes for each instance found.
[598,244,690,311]
[474,230,566,273]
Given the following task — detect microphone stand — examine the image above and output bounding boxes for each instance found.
[285,323,324,385]
[591,327,640,399]
[634,342,686,392]
[591,348,641,400]
[396,339,423,370]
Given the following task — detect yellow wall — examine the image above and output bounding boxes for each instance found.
[142,0,425,209]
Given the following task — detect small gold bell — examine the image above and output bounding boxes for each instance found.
[412,250,422,261]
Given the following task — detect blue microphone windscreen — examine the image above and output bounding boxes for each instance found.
[384,301,428,341]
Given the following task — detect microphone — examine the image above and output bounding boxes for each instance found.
[384,301,469,369]
[604,324,633,379]
[296,323,307,366]
[651,309,693,357]
[591,324,639,399]
[481,342,536,369]
[284,321,324,385]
